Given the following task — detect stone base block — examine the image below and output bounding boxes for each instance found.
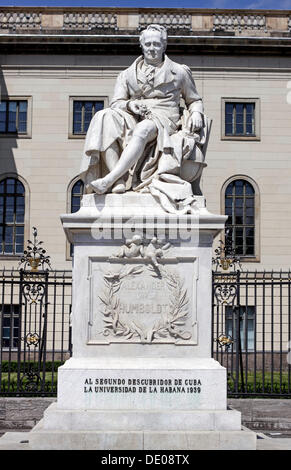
[57,357,228,410]
[40,402,242,432]
[28,401,256,450]
[30,419,256,450]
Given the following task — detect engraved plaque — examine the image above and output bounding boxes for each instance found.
[87,249,198,345]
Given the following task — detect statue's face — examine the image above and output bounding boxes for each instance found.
[141,30,165,64]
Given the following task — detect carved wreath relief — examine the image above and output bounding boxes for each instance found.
[98,236,192,344]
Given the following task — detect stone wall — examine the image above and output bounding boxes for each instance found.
[0,397,290,431]
[0,397,55,430]
[228,399,291,431]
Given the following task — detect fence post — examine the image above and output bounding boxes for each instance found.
[16,269,24,394]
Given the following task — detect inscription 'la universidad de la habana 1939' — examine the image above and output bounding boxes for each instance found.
[84,377,202,395]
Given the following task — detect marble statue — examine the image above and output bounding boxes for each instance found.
[80,24,210,214]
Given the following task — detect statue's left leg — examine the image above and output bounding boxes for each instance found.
[89,120,157,194]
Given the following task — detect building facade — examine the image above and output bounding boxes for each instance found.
[0,7,291,271]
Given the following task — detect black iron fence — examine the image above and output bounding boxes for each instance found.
[0,269,72,396]
[212,270,291,397]
[0,268,291,397]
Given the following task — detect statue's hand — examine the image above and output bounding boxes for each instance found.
[189,112,203,132]
[128,100,148,117]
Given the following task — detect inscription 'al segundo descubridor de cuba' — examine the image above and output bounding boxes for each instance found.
[98,236,192,344]
[84,377,202,395]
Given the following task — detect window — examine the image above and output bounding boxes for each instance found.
[69,97,106,138]
[221,98,260,140]
[73,100,104,135]
[70,179,84,257]
[1,304,20,349]
[0,177,25,255]
[71,179,84,213]
[225,102,255,136]
[0,99,31,136]
[224,179,255,257]
[225,306,255,351]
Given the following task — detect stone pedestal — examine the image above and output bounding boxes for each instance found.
[30,193,256,450]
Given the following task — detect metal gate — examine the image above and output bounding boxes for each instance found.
[212,270,291,397]
[1,225,291,398]
[0,268,72,396]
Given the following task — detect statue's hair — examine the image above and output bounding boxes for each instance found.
[139,24,168,49]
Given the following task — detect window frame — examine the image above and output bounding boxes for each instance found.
[1,304,20,351]
[0,96,32,139]
[66,176,84,260]
[221,98,260,141]
[225,305,256,352]
[0,173,30,260]
[221,175,260,263]
[68,96,108,139]
[69,179,84,258]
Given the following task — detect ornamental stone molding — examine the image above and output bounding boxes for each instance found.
[0,11,42,30]
[138,13,192,32]
[0,8,290,38]
[63,12,117,31]
[213,13,266,32]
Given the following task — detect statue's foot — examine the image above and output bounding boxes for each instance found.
[112,180,126,194]
[89,177,111,195]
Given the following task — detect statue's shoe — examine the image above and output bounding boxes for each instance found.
[88,178,110,194]
[112,181,126,194]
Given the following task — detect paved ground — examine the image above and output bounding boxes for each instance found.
[0,430,291,450]
[256,433,291,450]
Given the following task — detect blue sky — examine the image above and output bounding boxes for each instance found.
[0,0,291,9]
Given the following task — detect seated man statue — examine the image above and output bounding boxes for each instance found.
[80,24,210,214]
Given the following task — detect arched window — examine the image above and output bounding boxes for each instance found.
[69,179,84,257]
[224,179,255,257]
[0,177,25,255]
[71,179,84,214]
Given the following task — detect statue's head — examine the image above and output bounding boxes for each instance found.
[139,24,167,64]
